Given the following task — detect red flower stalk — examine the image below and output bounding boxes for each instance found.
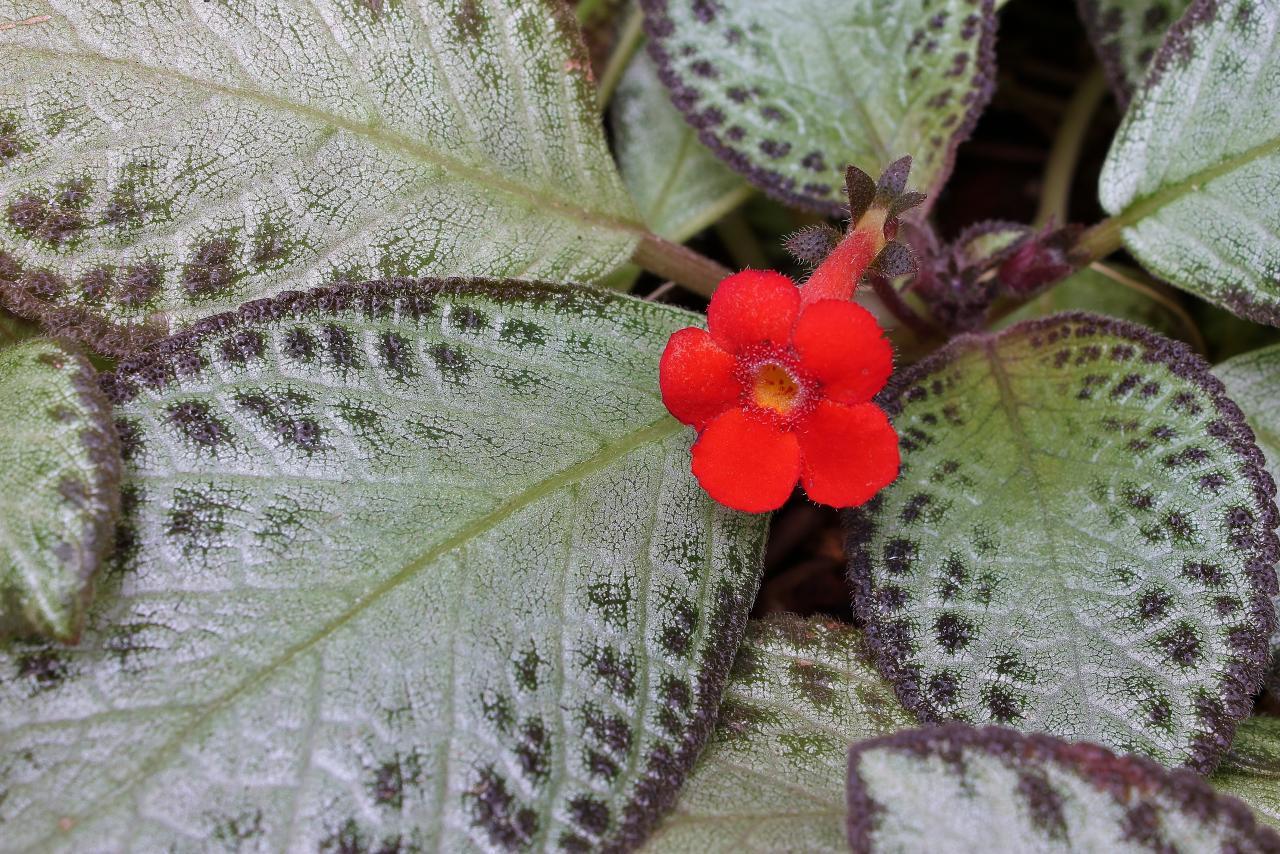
[659,223,900,513]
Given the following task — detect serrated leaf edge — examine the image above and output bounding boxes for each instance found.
[846,724,1280,852]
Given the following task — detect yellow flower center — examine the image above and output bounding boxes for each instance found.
[751,362,801,414]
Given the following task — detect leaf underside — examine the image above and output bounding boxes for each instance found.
[0,337,119,642]
[1076,0,1194,104]
[639,0,997,215]
[644,615,914,853]
[612,52,747,244]
[0,0,639,356]
[845,312,1278,772]
[1211,714,1280,831]
[0,279,767,852]
[1098,0,1280,326]
[847,724,1280,853]
[1215,343,1280,694]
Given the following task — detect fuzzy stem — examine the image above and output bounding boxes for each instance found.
[597,6,645,112]
[1035,67,1107,228]
[714,209,770,270]
[632,232,732,297]
[868,274,941,341]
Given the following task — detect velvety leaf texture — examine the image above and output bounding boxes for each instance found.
[640,0,997,215]
[0,337,119,642]
[1098,0,1280,325]
[847,725,1280,852]
[0,280,768,851]
[845,313,1279,772]
[1077,0,1194,104]
[0,0,640,356]
[645,615,914,853]
[613,52,749,244]
[1211,715,1280,830]
[1215,343,1280,694]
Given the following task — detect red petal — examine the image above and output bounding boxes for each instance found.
[800,225,882,306]
[793,299,893,404]
[659,327,740,428]
[797,401,899,508]
[692,408,800,513]
[706,270,800,354]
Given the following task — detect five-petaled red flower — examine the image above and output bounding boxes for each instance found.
[659,269,900,513]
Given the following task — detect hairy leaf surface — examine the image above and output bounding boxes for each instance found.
[847,725,1280,852]
[1216,343,1280,693]
[640,0,997,215]
[846,313,1278,771]
[0,0,640,355]
[0,280,767,851]
[613,52,749,244]
[0,337,118,641]
[645,615,914,853]
[1098,0,1280,325]
[1077,0,1194,104]
[1211,715,1280,830]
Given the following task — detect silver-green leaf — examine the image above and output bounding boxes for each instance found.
[1077,0,1194,104]
[846,313,1278,771]
[1098,0,1280,325]
[639,0,997,215]
[613,52,750,245]
[1215,343,1280,694]
[847,725,1280,852]
[645,615,914,853]
[0,1,641,356]
[0,280,767,851]
[0,337,118,642]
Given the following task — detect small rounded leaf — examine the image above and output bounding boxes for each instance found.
[846,313,1278,771]
[641,0,997,214]
[0,338,119,642]
[847,725,1280,852]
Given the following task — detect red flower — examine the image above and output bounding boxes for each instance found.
[660,269,900,513]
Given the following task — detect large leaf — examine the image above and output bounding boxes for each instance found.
[0,1,641,356]
[1077,0,1194,104]
[1211,715,1280,830]
[847,725,1280,852]
[613,52,749,244]
[640,0,997,215]
[846,313,1278,771]
[645,615,914,852]
[1097,0,1280,325]
[1215,343,1280,694]
[0,279,767,851]
[0,337,118,641]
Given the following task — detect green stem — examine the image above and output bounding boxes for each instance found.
[714,209,770,270]
[575,0,611,25]
[597,6,645,112]
[1035,67,1107,228]
[632,232,732,298]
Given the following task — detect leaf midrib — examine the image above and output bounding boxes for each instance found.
[1113,132,1280,232]
[980,341,1097,734]
[45,413,683,847]
[6,42,644,239]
